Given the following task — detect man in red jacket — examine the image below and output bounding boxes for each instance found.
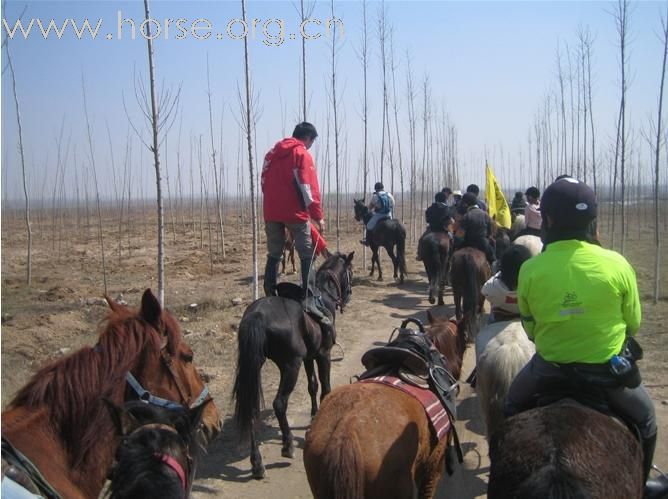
[262,122,330,324]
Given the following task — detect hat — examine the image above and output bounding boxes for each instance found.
[525,187,540,199]
[453,190,463,197]
[541,177,597,230]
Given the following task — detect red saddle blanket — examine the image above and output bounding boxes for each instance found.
[359,375,451,440]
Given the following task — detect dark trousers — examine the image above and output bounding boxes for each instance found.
[463,236,496,265]
[505,353,657,440]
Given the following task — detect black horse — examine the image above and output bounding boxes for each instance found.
[418,231,451,305]
[106,399,207,499]
[353,199,407,283]
[232,252,354,479]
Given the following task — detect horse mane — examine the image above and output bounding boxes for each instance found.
[427,317,466,380]
[8,304,174,469]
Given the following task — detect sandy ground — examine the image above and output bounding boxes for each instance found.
[1,206,667,498]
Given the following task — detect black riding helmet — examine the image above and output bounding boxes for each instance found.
[540,177,597,230]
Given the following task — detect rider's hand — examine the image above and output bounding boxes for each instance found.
[317,219,326,234]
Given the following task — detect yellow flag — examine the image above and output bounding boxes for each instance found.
[485,164,511,229]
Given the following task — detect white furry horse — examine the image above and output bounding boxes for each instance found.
[513,234,542,256]
[510,214,526,238]
[475,319,535,440]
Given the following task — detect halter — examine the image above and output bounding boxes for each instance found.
[125,422,191,493]
[322,264,353,313]
[126,352,210,411]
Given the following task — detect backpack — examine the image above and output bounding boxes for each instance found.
[377,192,391,214]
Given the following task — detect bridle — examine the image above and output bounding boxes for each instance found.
[125,348,211,412]
[320,262,353,313]
[122,422,193,494]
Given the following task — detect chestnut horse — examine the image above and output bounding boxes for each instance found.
[418,231,451,305]
[488,401,644,499]
[1,289,220,499]
[232,252,354,479]
[450,247,491,337]
[303,311,467,499]
[106,399,208,499]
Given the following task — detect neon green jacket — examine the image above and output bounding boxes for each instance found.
[517,240,641,364]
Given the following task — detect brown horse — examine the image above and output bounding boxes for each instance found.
[303,311,467,499]
[418,231,451,305]
[450,247,491,336]
[281,227,296,274]
[1,289,221,499]
[488,401,644,499]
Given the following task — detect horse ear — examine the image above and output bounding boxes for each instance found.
[103,398,140,436]
[345,251,355,265]
[140,289,162,327]
[105,294,123,313]
[175,399,210,437]
[426,309,435,324]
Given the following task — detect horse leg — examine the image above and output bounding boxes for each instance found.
[386,245,399,280]
[315,351,332,401]
[303,358,319,417]
[274,358,301,458]
[373,246,383,281]
[250,419,266,479]
[418,440,448,499]
[369,246,377,277]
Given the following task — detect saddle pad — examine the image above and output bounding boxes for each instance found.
[360,375,451,440]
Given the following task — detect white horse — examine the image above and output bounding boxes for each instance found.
[510,214,526,238]
[513,234,543,256]
[475,319,535,440]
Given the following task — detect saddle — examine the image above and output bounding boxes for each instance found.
[2,437,62,499]
[275,282,333,327]
[358,318,463,468]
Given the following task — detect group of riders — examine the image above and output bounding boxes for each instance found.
[260,122,666,497]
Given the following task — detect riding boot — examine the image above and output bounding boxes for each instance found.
[263,256,281,297]
[360,229,372,247]
[643,433,668,498]
[300,258,333,327]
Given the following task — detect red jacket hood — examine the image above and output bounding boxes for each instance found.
[269,137,306,159]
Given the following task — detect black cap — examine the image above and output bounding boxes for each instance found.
[541,177,597,230]
[374,182,384,191]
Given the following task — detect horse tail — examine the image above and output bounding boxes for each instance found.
[395,223,408,277]
[232,312,266,439]
[322,430,364,499]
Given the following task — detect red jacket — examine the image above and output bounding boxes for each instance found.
[262,137,323,224]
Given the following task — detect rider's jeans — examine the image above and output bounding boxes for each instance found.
[505,353,657,439]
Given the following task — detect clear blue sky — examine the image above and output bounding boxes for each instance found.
[1,0,665,202]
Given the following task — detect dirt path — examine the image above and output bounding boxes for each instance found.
[192,271,490,498]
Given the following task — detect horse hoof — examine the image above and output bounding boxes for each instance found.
[252,466,266,480]
[429,296,435,304]
[377,277,383,282]
[438,300,445,306]
[281,446,295,459]
[368,271,374,277]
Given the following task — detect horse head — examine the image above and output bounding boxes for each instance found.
[106,399,208,498]
[105,289,222,444]
[426,310,466,380]
[316,252,355,313]
[353,199,367,222]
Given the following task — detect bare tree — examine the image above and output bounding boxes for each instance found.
[3,7,32,285]
[240,0,259,299]
[207,54,226,258]
[358,0,369,267]
[585,30,598,193]
[389,30,404,221]
[652,3,667,303]
[330,0,342,250]
[124,0,181,304]
[82,76,108,294]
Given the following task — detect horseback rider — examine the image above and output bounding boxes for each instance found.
[504,177,666,498]
[513,186,542,239]
[261,122,332,326]
[360,182,395,246]
[454,192,496,266]
[466,184,488,213]
[510,191,527,220]
[416,191,452,261]
[482,244,532,323]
